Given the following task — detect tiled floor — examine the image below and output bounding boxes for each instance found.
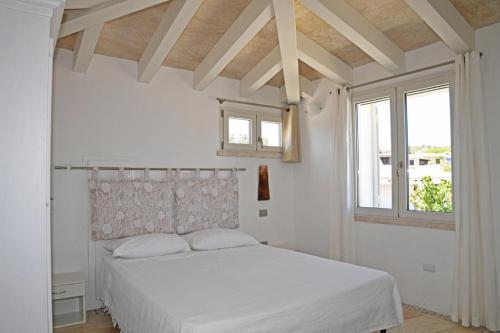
[54,305,491,333]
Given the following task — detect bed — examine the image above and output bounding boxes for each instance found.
[100,244,403,333]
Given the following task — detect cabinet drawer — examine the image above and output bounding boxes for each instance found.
[52,283,84,300]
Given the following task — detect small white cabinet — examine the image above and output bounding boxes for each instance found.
[52,272,86,328]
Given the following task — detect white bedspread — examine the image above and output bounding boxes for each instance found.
[102,245,403,333]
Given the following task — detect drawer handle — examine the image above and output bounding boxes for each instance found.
[52,290,67,295]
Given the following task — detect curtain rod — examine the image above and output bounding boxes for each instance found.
[54,166,246,171]
[349,60,454,90]
[350,52,483,91]
[217,98,289,111]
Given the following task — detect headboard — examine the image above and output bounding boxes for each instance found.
[85,167,239,309]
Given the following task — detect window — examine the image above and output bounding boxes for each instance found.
[403,84,452,214]
[258,114,282,152]
[354,74,453,223]
[228,117,252,145]
[220,107,282,154]
[356,96,393,209]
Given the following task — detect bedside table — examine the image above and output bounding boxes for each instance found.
[52,272,86,328]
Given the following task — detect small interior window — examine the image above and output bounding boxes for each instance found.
[228,117,252,145]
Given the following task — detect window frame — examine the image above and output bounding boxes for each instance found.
[220,106,283,154]
[257,113,283,152]
[222,108,257,151]
[353,88,399,218]
[396,74,455,222]
[352,72,455,225]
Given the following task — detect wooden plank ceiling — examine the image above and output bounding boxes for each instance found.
[57,0,500,87]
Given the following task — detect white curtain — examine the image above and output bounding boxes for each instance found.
[451,51,499,331]
[329,86,355,263]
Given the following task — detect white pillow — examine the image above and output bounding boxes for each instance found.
[110,233,190,258]
[183,228,258,251]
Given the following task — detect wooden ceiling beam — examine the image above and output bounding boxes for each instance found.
[405,0,474,53]
[240,46,282,98]
[273,0,300,104]
[299,75,315,99]
[297,31,352,84]
[59,0,169,38]
[65,0,112,9]
[138,0,202,83]
[193,0,274,91]
[280,75,316,101]
[72,23,103,73]
[300,0,405,74]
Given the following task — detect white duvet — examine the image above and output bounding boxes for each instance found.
[102,245,403,333]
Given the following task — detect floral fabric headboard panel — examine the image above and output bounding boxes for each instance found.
[89,170,175,240]
[174,170,239,234]
[89,169,239,240]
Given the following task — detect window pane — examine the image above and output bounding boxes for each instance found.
[406,85,452,212]
[356,97,392,209]
[228,117,252,145]
[261,121,281,147]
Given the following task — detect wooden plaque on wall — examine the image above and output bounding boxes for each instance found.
[258,165,270,201]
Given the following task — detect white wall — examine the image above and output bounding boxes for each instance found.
[0,1,58,332]
[292,92,336,257]
[353,42,456,316]
[293,24,500,316]
[51,49,295,309]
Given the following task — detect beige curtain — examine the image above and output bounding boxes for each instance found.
[282,104,301,162]
[329,87,354,262]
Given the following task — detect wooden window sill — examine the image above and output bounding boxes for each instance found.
[355,215,455,231]
[217,150,282,159]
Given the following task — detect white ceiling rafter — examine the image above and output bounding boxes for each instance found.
[405,0,475,53]
[297,31,352,84]
[193,0,274,91]
[300,0,405,74]
[280,75,316,102]
[59,0,170,38]
[54,0,486,92]
[72,23,103,73]
[138,0,203,83]
[273,0,300,105]
[240,46,282,98]
[298,75,315,99]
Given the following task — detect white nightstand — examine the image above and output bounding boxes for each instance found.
[52,272,86,328]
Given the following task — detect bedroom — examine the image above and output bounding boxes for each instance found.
[0,0,499,332]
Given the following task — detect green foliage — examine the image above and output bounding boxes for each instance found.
[408,145,451,154]
[410,176,453,212]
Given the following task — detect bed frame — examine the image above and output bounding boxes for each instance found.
[87,239,110,310]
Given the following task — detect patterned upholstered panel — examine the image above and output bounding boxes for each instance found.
[89,179,175,240]
[174,175,239,234]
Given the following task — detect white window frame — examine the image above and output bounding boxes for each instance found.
[353,88,398,218]
[221,108,256,151]
[220,107,283,153]
[257,113,283,152]
[396,74,455,222]
[353,72,455,224]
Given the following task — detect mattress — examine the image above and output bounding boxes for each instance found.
[101,245,403,333]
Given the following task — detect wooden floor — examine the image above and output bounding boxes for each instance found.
[54,305,491,333]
